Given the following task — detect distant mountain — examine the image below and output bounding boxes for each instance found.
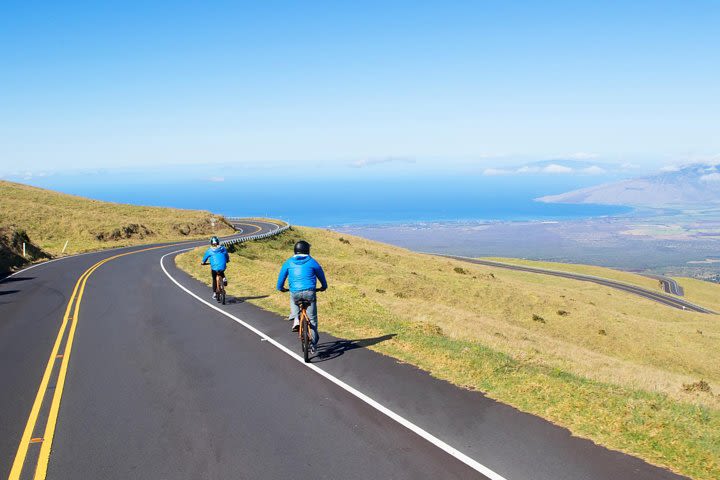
[537,163,720,207]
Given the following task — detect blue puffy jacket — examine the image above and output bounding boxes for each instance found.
[202,245,229,271]
[276,255,328,292]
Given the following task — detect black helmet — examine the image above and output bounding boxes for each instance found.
[294,240,310,255]
[210,236,220,245]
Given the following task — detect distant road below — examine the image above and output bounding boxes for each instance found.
[643,274,684,296]
[437,255,714,314]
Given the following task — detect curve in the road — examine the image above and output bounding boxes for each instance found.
[1,219,692,480]
[643,274,684,296]
[5,220,281,480]
[436,255,714,314]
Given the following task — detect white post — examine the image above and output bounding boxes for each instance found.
[62,240,69,254]
[23,242,26,257]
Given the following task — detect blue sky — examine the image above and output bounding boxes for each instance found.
[1,1,719,178]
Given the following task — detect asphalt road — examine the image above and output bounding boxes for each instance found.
[438,255,713,314]
[644,274,685,296]
[1,221,689,479]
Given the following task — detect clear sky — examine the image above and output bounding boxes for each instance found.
[1,1,718,177]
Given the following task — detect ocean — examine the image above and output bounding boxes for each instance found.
[29,173,630,227]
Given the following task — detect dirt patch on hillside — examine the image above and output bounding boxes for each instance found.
[95,224,154,242]
[0,226,51,274]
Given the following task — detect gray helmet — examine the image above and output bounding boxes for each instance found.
[294,240,310,255]
[210,236,220,245]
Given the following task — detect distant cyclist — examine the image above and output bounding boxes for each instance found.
[201,236,230,299]
[276,240,328,354]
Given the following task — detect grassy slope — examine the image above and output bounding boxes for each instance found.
[485,256,720,313]
[484,257,664,292]
[671,276,720,313]
[0,180,235,256]
[177,226,719,480]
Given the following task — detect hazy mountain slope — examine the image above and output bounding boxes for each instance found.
[537,163,720,207]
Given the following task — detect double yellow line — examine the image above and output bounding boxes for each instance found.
[8,244,177,480]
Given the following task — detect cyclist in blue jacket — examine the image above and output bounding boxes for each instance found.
[202,236,230,299]
[277,240,327,354]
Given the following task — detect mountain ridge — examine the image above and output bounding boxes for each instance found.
[537,163,720,207]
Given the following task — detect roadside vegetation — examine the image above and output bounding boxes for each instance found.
[483,257,665,292]
[177,226,720,479]
[486,256,720,316]
[0,180,234,272]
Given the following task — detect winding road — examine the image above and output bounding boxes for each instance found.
[1,220,689,479]
[438,255,714,314]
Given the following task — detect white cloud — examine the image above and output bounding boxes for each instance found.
[482,168,513,176]
[700,172,720,183]
[660,165,681,172]
[208,176,225,182]
[542,164,574,174]
[350,157,415,168]
[516,166,540,173]
[582,166,607,175]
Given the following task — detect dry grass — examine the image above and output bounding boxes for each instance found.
[484,257,664,292]
[177,226,720,479]
[672,276,720,313]
[0,180,235,255]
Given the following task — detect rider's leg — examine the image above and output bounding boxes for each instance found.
[303,291,319,348]
[289,291,300,331]
[211,270,218,296]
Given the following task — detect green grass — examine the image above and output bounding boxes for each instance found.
[0,180,235,256]
[177,226,720,479]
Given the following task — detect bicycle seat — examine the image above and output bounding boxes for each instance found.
[294,298,312,309]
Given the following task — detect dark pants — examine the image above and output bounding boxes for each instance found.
[211,269,225,292]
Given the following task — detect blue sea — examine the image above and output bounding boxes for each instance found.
[26,171,631,226]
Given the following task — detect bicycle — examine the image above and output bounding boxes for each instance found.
[295,297,313,362]
[202,263,226,305]
[284,288,323,362]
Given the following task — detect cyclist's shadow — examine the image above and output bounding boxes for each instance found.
[226,295,269,305]
[313,334,396,363]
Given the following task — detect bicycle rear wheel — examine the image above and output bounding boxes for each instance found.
[221,287,226,305]
[301,315,310,363]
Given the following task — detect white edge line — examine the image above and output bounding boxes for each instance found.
[160,247,509,480]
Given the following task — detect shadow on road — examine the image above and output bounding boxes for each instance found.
[0,290,20,296]
[313,334,397,363]
[0,276,34,284]
[226,295,269,305]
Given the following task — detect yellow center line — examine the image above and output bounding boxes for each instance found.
[8,243,183,480]
[232,222,263,235]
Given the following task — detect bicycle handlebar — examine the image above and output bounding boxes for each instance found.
[279,287,326,293]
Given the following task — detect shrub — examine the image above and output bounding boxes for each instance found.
[682,380,711,393]
[557,310,569,316]
[454,266,467,275]
[532,314,546,323]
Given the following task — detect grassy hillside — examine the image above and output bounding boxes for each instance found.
[483,257,664,292]
[0,180,235,258]
[0,226,51,274]
[178,227,720,480]
[486,256,720,313]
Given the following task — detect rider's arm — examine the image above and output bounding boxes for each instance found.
[202,249,211,264]
[276,261,289,291]
[314,262,328,290]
